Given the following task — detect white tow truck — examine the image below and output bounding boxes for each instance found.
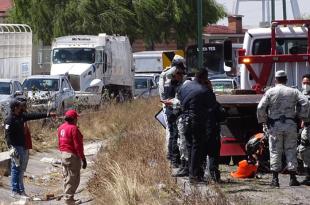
[50,34,134,105]
[218,20,310,163]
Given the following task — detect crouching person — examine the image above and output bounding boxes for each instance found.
[58,110,87,205]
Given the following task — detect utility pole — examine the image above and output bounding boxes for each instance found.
[282,0,287,20]
[271,0,275,21]
[197,0,203,70]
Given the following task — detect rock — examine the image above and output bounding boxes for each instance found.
[84,142,103,156]
[32,197,42,201]
[45,193,55,200]
[40,157,61,164]
[10,197,31,205]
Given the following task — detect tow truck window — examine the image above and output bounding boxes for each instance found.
[23,79,59,91]
[252,38,307,55]
[0,82,11,94]
[53,48,95,64]
[135,79,148,89]
[186,44,224,74]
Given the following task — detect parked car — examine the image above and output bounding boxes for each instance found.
[0,79,24,116]
[210,78,239,93]
[134,73,159,99]
[22,75,75,114]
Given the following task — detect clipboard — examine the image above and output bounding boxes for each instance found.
[154,108,167,129]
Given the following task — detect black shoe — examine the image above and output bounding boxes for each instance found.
[270,178,280,187]
[289,177,300,186]
[210,170,221,183]
[301,176,310,186]
[172,167,189,177]
[189,176,207,184]
[289,172,300,186]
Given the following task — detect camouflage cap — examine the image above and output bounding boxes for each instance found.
[275,70,287,78]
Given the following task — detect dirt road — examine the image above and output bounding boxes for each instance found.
[176,165,310,205]
[0,141,103,204]
[220,165,310,205]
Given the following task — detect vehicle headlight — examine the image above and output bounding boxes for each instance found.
[85,86,99,93]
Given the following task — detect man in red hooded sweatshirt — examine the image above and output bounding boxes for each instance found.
[58,110,87,205]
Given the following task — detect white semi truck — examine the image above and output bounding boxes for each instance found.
[50,34,134,105]
[0,24,32,82]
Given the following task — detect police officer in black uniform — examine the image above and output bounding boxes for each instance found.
[179,69,217,183]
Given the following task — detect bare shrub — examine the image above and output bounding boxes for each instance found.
[87,98,231,205]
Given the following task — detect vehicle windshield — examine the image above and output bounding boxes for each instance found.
[52,48,95,64]
[135,78,148,89]
[23,79,59,91]
[0,82,11,95]
[252,38,307,55]
[211,80,234,92]
[186,43,224,74]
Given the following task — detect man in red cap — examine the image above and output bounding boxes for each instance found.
[57,109,87,205]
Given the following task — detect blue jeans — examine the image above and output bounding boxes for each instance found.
[11,146,27,193]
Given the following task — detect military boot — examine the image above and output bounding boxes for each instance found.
[270,172,280,187]
[289,172,300,186]
[172,160,189,177]
[210,169,221,183]
[301,167,310,186]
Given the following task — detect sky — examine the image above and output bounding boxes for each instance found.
[215,0,310,28]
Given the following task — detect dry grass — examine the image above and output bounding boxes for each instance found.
[0,97,231,204]
[87,98,231,205]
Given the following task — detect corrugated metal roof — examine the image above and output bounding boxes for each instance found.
[0,0,12,12]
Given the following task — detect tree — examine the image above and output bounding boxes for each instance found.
[164,0,226,49]
[8,0,226,48]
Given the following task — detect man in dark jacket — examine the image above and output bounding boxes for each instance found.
[179,69,217,183]
[4,99,55,198]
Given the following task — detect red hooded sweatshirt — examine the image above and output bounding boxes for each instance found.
[57,122,85,160]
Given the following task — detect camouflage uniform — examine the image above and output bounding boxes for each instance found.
[177,112,188,161]
[159,66,182,165]
[299,91,310,168]
[257,84,308,172]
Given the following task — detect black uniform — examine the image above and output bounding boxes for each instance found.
[179,79,216,179]
[206,99,225,181]
[5,112,50,147]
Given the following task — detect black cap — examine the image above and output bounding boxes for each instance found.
[10,99,21,111]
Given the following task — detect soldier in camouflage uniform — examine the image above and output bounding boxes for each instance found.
[257,70,309,187]
[298,74,310,185]
[162,79,191,177]
[159,55,186,167]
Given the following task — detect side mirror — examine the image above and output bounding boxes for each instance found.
[224,40,233,67]
[90,79,103,87]
[14,90,23,97]
[224,64,232,72]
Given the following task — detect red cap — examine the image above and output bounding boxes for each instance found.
[65,109,79,119]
